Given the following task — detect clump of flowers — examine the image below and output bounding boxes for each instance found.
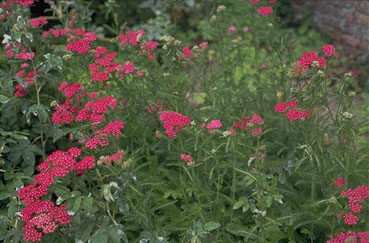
[336,185,369,225]
[322,44,335,57]
[298,50,326,71]
[18,148,93,241]
[98,150,125,166]
[327,231,369,243]
[181,154,194,166]
[257,6,273,16]
[139,40,158,61]
[29,17,47,28]
[228,26,236,35]
[206,119,222,134]
[287,62,307,78]
[179,46,193,61]
[333,178,345,187]
[159,111,191,138]
[274,100,310,121]
[233,114,264,136]
[119,30,145,47]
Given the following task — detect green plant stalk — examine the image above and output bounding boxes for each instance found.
[229,163,236,222]
[256,167,266,242]
[31,60,46,161]
[310,181,315,243]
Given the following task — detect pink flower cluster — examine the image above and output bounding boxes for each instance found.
[89,48,120,82]
[298,50,327,70]
[53,82,118,125]
[327,231,369,243]
[233,114,264,136]
[21,200,71,242]
[257,6,273,16]
[104,149,125,165]
[179,46,192,61]
[41,27,72,38]
[159,111,191,138]
[322,44,335,57]
[180,154,193,163]
[206,119,222,134]
[65,31,97,54]
[139,41,158,61]
[18,147,95,242]
[4,43,38,97]
[274,100,310,121]
[29,17,47,28]
[335,185,369,225]
[228,26,236,35]
[333,178,344,187]
[119,30,145,47]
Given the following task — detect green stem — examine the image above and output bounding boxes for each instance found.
[31,59,46,161]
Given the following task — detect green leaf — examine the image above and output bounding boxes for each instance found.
[36,105,49,123]
[108,229,121,243]
[0,191,9,200]
[73,196,82,212]
[117,198,129,214]
[46,126,67,143]
[11,134,28,140]
[204,222,221,231]
[23,166,34,176]
[0,95,9,104]
[83,197,93,213]
[90,229,108,243]
[233,200,244,210]
[7,200,18,217]
[76,220,94,242]
[22,150,35,165]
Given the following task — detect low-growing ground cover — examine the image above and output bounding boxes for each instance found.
[0,0,368,242]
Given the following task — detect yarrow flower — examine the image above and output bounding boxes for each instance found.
[179,46,192,61]
[257,6,273,16]
[181,154,194,166]
[228,26,236,35]
[199,42,208,49]
[274,100,310,121]
[119,30,145,46]
[180,154,192,163]
[333,178,344,187]
[206,119,222,134]
[29,17,47,28]
[327,231,369,243]
[159,111,191,138]
[298,50,326,70]
[322,44,335,57]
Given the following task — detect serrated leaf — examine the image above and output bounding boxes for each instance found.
[204,221,221,231]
